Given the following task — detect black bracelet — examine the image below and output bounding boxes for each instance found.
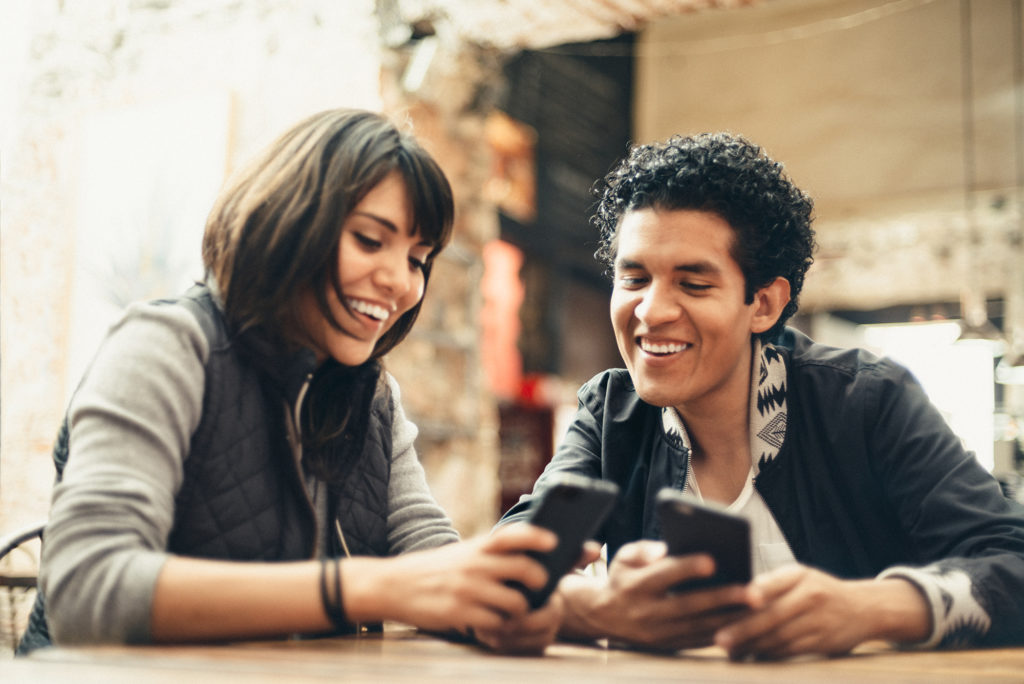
[319,557,351,632]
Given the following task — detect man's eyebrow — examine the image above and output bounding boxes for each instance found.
[614,257,721,274]
[674,261,720,275]
[352,211,433,247]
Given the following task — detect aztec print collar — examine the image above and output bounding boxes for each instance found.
[660,339,788,476]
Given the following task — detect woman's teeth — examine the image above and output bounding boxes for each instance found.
[348,299,390,321]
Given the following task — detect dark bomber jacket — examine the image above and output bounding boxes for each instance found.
[502,328,1024,647]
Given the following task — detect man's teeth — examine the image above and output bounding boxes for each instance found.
[640,340,687,354]
[348,299,390,321]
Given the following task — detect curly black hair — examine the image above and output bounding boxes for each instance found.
[592,132,816,341]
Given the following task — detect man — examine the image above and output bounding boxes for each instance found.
[499,132,1024,658]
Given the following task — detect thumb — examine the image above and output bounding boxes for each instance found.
[612,540,668,568]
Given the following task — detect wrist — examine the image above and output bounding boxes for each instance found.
[338,556,389,624]
[857,577,932,645]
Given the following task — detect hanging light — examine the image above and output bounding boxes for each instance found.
[997,347,1024,384]
[955,288,1006,356]
[998,0,1024,385]
[954,0,1006,357]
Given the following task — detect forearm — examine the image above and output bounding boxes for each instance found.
[151,557,332,642]
[151,556,408,641]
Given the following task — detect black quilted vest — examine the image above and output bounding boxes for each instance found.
[18,285,393,653]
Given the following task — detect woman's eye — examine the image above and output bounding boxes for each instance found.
[355,233,382,249]
[409,256,426,271]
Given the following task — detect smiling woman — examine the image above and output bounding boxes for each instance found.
[297,171,432,368]
[17,108,564,657]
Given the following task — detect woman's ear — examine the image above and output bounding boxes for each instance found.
[751,277,791,335]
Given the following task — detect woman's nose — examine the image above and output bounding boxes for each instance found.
[373,253,413,296]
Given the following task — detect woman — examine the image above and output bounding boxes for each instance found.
[19,109,559,654]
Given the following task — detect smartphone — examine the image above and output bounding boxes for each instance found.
[655,488,751,591]
[510,474,619,609]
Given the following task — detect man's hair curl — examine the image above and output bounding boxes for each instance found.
[592,132,815,341]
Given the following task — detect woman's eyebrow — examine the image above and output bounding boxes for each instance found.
[351,211,399,233]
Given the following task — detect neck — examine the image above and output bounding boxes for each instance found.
[678,341,755,504]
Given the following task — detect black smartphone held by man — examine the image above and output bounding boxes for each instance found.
[655,488,752,592]
[512,473,619,609]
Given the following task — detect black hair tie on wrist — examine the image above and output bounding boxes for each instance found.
[319,556,351,632]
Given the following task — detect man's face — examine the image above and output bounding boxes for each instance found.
[610,208,764,416]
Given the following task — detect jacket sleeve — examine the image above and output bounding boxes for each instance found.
[867,361,1024,647]
[383,373,460,552]
[497,373,609,526]
[40,301,208,645]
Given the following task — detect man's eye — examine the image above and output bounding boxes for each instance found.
[616,274,646,287]
[682,282,711,292]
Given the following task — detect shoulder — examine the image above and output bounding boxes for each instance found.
[771,328,925,420]
[98,286,218,370]
[577,368,655,424]
[774,327,913,384]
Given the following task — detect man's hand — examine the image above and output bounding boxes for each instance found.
[559,540,761,651]
[714,565,932,660]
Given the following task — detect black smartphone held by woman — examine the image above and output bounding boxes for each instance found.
[655,488,752,591]
[512,474,619,609]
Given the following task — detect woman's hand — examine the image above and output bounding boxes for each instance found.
[472,540,601,653]
[344,523,557,635]
[473,590,565,654]
[714,565,931,660]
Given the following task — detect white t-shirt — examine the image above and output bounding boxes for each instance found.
[686,466,796,576]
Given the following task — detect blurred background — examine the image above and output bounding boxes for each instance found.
[2,0,1023,542]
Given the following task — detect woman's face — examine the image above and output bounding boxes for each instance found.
[300,171,433,366]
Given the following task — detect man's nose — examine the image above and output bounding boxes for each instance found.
[635,282,681,326]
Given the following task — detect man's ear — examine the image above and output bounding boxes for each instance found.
[751,277,791,335]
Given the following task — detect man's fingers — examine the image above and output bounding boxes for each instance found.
[612,540,669,567]
[751,563,804,600]
[574,541,603,569]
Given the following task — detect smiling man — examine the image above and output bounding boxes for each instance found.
[499,132,1024,657]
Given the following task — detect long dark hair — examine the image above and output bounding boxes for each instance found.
[202,109,454,481]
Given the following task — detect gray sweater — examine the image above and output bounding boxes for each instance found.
[38,295,458,646]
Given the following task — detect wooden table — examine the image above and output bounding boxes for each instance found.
[4,625,1023,683]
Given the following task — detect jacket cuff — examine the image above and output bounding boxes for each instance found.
[877,565,991,648]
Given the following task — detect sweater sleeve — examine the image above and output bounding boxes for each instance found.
[383,374,460,553]
[40,300,208,645]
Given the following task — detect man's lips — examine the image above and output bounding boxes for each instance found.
[638,337,691,355]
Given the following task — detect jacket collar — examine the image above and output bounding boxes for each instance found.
[659,338,789,475]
